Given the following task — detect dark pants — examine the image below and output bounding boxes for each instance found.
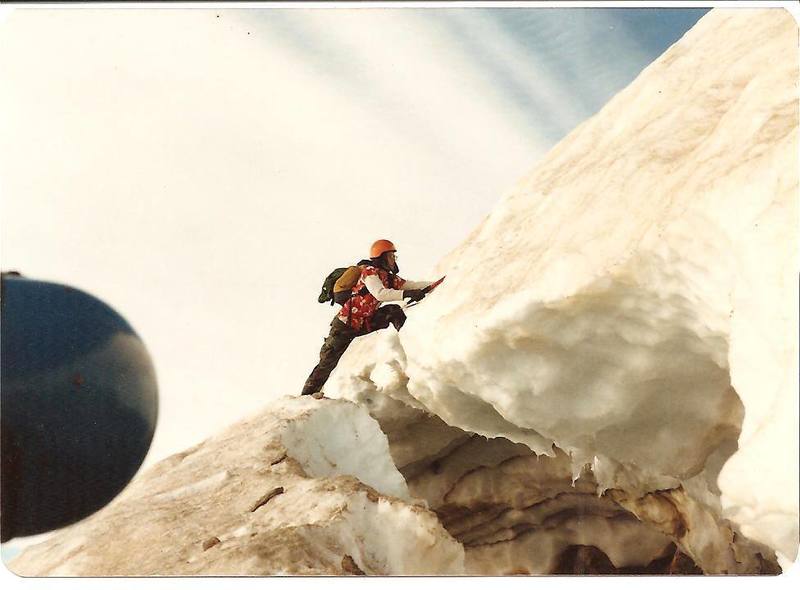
[301,305,406,396]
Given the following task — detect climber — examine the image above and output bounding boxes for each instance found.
[301,239,434,399]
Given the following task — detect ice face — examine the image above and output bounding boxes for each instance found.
[329,8,799,565]
[279,398,412,501]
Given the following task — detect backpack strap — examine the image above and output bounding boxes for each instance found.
[344,262,363,328]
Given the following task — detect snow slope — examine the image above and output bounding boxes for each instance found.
[8,398,464,576]
[329,7,799,564]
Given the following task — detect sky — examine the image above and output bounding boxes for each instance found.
[0,5,710,552]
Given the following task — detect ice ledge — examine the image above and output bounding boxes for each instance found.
[276,396,412,501]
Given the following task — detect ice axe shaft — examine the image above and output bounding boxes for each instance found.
[423,276,445,294]
[405,276,445,307]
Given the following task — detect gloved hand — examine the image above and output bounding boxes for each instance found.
[403,289,425,303]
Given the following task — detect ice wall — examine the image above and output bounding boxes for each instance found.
[329,8,799,564]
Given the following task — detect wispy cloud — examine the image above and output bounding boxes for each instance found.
[250,10,549,173]
[248,8,707,150]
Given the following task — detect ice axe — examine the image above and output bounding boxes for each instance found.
[404,276,445,307]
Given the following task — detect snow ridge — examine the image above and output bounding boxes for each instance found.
[329,8,799,565]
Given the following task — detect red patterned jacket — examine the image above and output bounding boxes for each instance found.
[337,266,431,331]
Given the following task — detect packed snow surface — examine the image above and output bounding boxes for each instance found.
[280,398,411,500]
[329,8,799,563]
[9,397,464,576]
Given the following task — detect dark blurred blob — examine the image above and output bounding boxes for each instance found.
[1,273,158,541]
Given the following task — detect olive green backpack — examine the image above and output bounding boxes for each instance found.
[317,259,374,306]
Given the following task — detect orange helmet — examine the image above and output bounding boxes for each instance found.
[370,239,396,259]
